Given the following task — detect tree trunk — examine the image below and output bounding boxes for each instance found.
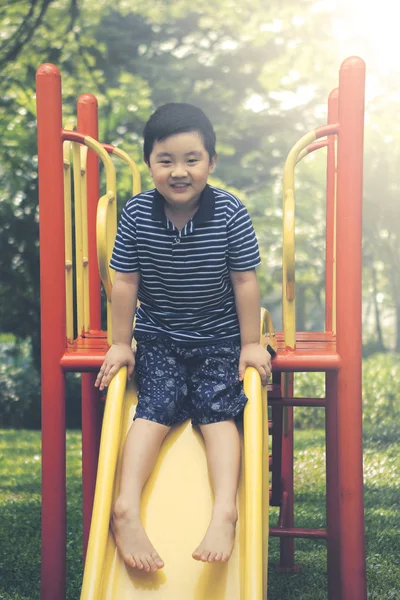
[371,263,385,350]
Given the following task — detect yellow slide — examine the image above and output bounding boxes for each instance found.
[80,366,269,600]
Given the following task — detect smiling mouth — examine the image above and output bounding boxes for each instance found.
[170,183,190,188]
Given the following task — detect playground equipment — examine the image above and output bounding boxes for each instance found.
[36,56,367,600]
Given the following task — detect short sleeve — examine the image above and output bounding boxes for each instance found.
[109,201,140,272]
[227,204,261,271]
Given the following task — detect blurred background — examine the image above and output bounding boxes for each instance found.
[1,0,399,430]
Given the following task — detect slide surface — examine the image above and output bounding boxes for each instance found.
[81,367,269,600]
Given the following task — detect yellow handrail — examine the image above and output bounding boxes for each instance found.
[72,142,86,335]
[111,146,141,196]
[95,190,115,303]
[282,130,316,350]
[79,145,90,332]
[63,131,143,344]
[83,136,117,344]
[63,121,75,342]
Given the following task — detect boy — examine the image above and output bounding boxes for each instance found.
[95,103,271,573]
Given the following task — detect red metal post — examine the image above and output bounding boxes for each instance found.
[77,94,101,331]
[77,95,103,558]
[278,374,299,571]
[336,57,367,600]
[80,374,103,557]
[325,88,339,333]
[325,96,340,597]
[270,404,283,507]
[325,371,341,599]
[36,64,67,600]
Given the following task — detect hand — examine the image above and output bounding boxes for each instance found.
[95,343,135,391]
[238,343,272,386]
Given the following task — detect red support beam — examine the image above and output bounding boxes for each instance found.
[279,374,296,570]
[270,527,327,540]
[36,63,67,600]
[325,372,341,599]
[77,94,101,331]
[77,95,104,560]
[336,56,367,600]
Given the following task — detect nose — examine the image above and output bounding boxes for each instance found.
[171,163,188,178]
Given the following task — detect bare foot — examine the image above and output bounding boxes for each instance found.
[192,508,238,563]
[111,503,164,572]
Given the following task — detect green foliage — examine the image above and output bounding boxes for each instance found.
[362,353,400,442]
[0,336,41,428]
[293,353,400,441]
[0,335,83,429]
[0,429,83,600]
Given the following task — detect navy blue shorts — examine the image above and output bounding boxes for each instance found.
[134,334,247,426]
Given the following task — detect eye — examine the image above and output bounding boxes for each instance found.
[160,160,171,165]
[187,159,198,164]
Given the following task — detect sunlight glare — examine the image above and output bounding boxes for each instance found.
[332,0,400,75]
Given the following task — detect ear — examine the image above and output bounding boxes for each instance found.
[208,153,218,174]
[145,157,153,176]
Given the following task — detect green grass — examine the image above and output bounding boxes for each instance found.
[0,430,399,600]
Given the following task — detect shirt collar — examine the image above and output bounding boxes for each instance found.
[151,184,215,226]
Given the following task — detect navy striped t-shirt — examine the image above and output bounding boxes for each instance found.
[110,184,261,344]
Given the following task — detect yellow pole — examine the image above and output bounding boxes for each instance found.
[83,136,117,344]
[79,145,91,332]
[63,124,74,342]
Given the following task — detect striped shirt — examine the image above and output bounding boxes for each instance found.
[110,184,261,344]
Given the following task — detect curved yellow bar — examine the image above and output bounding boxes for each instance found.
[81,135,117,342]
[79,145,91,332]
[282,130,316,349]
[63,121,75,342]
[96,191,115,343]
[112,147,142,196]
[81,367,269,599]
[72,141,85,334]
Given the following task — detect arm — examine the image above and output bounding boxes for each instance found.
[230,269,271,385]
[95,271,140,390]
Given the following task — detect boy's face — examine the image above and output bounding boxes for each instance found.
[147,131,216,211]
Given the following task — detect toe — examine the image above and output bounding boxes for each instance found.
[201,550,210,562]
[207,552,217,563]
[214,552,223,562]
[141,556,152,572]
[126,555,136,569]
[135,557,144,570]
[148,554,159,572]
[152,553,164,569]
[221,552,230,562]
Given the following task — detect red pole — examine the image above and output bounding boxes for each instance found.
[278,374,299,572]
[77,95,103,558]
[325,371,341,599]
[80,375,102,557]
[325,88,339,333]
[77,94,101,331]
[336,56,367,600]
[36,64,67,600]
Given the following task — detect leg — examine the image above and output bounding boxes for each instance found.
[111,418,170,572]
[192,419,241,563]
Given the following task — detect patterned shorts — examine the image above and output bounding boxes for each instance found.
[134,334,247,426]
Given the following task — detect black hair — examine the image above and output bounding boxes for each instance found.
[143,103,216,164]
